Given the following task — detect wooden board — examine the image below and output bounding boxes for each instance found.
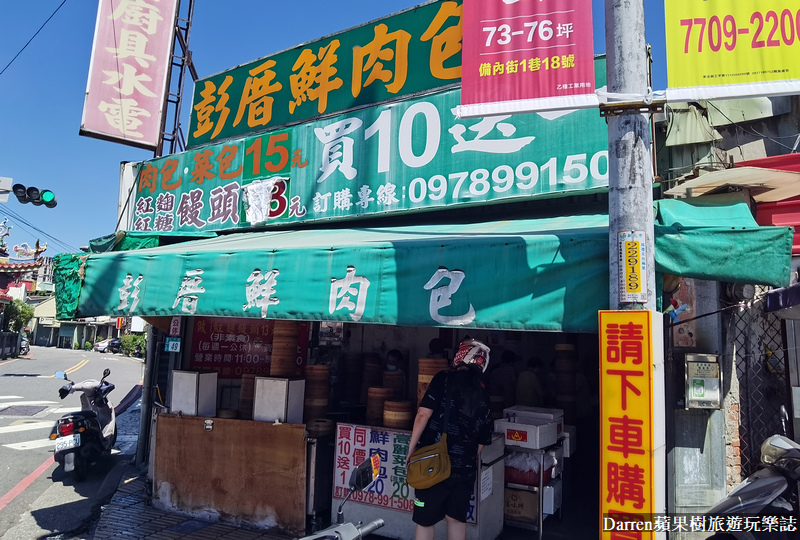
[153,414,306,533]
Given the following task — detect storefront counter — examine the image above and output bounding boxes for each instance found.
[152,414,307,534]
[332,423,504,540]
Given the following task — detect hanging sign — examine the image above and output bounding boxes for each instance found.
[665,0,800,101]
[81,0,178,150]
[458,0,597,117]
[169,316,181,337]
[599,310,656,538]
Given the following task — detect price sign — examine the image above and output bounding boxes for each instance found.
[666,0,800,100]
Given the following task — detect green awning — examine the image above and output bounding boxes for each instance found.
[88,230,218,253]
[56,197,792,333]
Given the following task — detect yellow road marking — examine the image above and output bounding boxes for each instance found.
[48,358,89,378]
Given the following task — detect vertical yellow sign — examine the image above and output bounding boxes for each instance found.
[619,231,647,303]
[599,310,654,538]
[624,240,642,294]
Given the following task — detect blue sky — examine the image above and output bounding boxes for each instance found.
[0,0,667,256]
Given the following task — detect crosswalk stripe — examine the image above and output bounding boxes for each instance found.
[0,401,56,407]
[0,396,23,400]
[50,407,81,415]
[0,421,53,434]
[4,439,54,450]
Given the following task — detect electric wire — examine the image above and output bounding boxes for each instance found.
[2,206,80,253]
[706,101,800,153]
[0,0,68,77]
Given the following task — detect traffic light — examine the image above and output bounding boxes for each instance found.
[12,184,56,208]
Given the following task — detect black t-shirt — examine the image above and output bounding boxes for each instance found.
[418,369,494,478]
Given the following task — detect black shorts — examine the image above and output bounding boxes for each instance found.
[412,475,475,526]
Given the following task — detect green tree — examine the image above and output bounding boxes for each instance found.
[120,333,146,356]
[3,300,34,333]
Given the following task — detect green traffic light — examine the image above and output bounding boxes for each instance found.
[41,191,55,203]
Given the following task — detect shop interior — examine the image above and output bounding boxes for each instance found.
[159,318,602,538]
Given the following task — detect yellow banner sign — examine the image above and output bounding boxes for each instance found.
[599,310,654,538]
[665,0,800,100]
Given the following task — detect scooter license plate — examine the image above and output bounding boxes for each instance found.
[55,434,80,452]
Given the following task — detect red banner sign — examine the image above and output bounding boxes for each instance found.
[189,317,309,379]
[460,0,597,116]
[80,0,178,150]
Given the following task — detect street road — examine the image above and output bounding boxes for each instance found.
[0,346,143,539]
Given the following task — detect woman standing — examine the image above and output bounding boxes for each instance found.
[406,339,494,540]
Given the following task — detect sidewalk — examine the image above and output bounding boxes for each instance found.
[92,470,290,540]
[92,402,591,539]
[90,402,290,540]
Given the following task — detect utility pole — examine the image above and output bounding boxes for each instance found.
[604,0,666,528]
[605,0,655,311]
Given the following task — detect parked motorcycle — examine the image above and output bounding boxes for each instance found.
[52,368,117,480]
[19,337,29,355]
[706,406,798,540]
[297,454,385,540]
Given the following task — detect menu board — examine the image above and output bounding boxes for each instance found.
[189,317,309,379]
[333,423,478,522]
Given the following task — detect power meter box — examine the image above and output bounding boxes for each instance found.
[685,353,722,410]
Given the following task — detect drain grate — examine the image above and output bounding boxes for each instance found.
[0,405,47,416]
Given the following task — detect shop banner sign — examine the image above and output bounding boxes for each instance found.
[187,0,462,148]
[599,310,656,538]
[134,86,608,234]
[333,423,479,522]
[81,0,178,150]
[665,0,800,102]
[458,0,597,118]
[81,216,612,333]
[189,317,309,379]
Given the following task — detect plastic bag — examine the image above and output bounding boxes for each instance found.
[504,450,556,473]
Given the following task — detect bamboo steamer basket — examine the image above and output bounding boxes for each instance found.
[383,400,414,430]
[270,321,299,377]
[383,370,406,400]
[417,358,449,405]
[360,362,384,404]
[306,418,335,438]
[305,365,330,399]
[304,398,329,423]
[303,364,330,422]
[238,374,257,420]
[366,387,394,427]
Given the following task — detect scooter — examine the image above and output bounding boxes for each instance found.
[19,337,29,355]
[705,406,799,539]
[297,454,385,540]
[52,368,117,481]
